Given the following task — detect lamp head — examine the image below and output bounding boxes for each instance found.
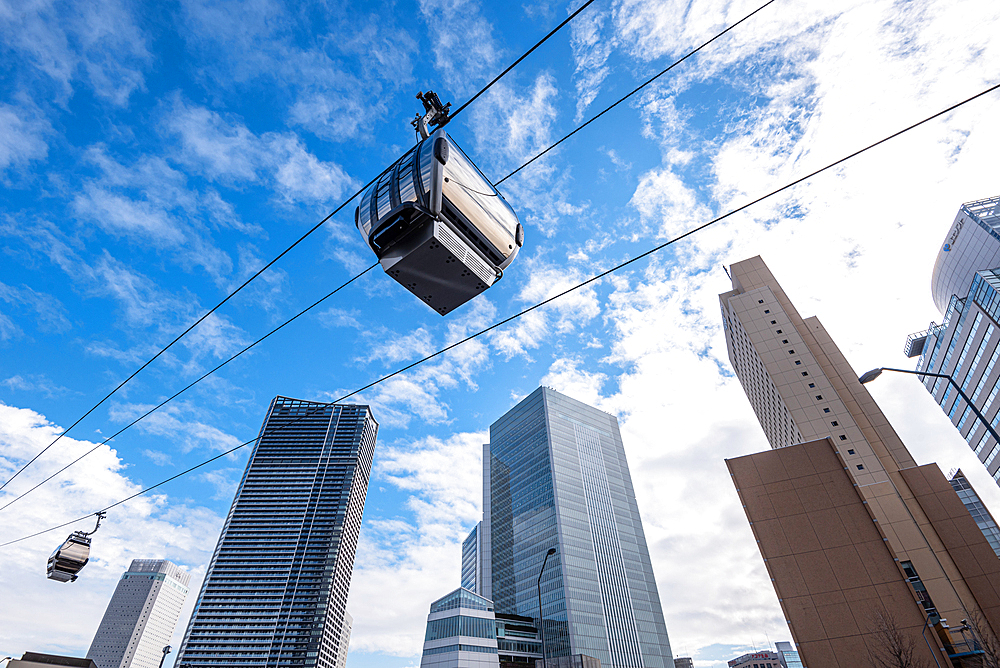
[547,548,556,555]
[858,368,884,384]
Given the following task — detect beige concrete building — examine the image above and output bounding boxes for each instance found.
[720,256,1000,667]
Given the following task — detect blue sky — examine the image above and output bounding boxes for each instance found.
[2,0,1000,666]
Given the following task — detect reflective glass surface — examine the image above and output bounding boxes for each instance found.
[488,388,673,668]
[425,615,497,641]
[441,134,518,257]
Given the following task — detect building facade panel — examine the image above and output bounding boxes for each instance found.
[487,388,672,668]
[722,256,1000,668]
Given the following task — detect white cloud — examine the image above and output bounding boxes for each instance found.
[107,402,244,455]
[0,281,71,334]
[348,430,484,655]
[540,358,608,407]
[0,0,150,105]
[165,98,356,204]
[0,103,51,171]
[0,403,223,658]
[570,7,616,122]
[417,0,499,93]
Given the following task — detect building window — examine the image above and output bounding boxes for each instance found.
[782,339,789,344]
[758,300,764,303]
[801,371,809,376]
[776,329,783,333]
[839,435,847,441]
[771,320,777,324]
[816,395,823,400]
[765,310,770,313]
[789,350,795,354]
[857,464,865,470]
[823,408,831,413]
[795,361,802,365]
[808,383,815,388]
[831,421,838,426]
[847,449,855,455]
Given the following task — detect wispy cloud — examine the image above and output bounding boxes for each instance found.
[0,0,150,105]
[0,403,222,656]
[165,97,356,204]
[0,102,52,172]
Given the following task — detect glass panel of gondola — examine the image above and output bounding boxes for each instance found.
[418,137,434,196]
[359,188,374,236]
[441,137,518,257]
[376,173,394,219]
[398,150,418,205]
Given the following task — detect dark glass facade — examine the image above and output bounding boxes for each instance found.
[176,397,378,668]
[486,388,673,668]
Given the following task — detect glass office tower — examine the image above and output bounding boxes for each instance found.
[484,387,673,668]
[176,397,378,668]
[905,195,1000,486]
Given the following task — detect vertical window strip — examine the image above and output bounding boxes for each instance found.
[932,299,971,395]
[944,312,983,412]
[971,338,1000,403]
[925,297,959,377]
[987,444,1000,469]
[962,323,995,391]
[957,406,973,434]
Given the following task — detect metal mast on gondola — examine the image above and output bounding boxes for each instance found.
[47,511,106,582]
[355,91,524,315]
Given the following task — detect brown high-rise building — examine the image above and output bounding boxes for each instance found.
[720,256,1000,667]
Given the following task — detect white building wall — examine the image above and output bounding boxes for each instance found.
[87,560,191,668]
[931,197,1000,314]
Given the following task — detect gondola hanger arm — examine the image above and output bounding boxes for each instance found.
[412,91,451,139]
[83,511,106,536]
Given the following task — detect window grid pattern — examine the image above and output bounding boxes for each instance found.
[573,423,642,668]
[931,298,971,397]
[722,307,802,448]
[950,472,1000,559]
[945,312,983,415]
[176,398,378,668]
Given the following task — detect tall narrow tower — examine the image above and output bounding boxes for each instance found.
[484,387,673,668]
[175,397,378,668]
[721,256,1000,667]
[87,559,190,668]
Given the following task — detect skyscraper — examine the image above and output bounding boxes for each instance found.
[483,387,673,668]
[721,255,1000,666]
[87,560,190,668]
[462,522,484,595]
[175,396,378,668]
[905,195,1000,485]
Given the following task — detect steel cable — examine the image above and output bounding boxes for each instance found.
[0,0,599,492]
[5,80,997,547]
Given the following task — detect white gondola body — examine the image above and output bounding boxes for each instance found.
[47,532,92,582]
[356,129,523,315]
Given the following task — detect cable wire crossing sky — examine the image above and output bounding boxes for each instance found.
[1,0,1000,667]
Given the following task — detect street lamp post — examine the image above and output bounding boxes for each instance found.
[158,646,172,668]
[536,547,557,668]
[858,367,1000,447]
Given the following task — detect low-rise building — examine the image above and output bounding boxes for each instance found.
[8,654,97,668]
[727,651,780,668]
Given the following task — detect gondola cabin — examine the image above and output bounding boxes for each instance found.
[47,532,92,582]
[356,128,523,315]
